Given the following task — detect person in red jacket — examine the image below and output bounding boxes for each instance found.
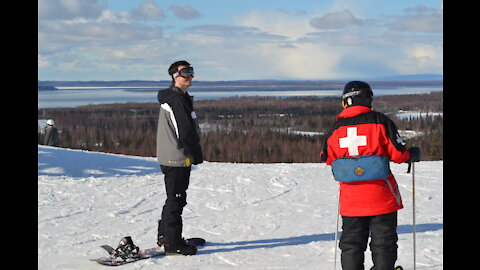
[320,81,420,270]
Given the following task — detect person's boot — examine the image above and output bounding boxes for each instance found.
[370,266,403,270]
[163,238,197,255]
[157,234,166,247]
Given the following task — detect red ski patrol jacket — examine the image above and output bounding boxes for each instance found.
[320,105,410,217]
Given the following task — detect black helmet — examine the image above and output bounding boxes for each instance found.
[341,81,373,108]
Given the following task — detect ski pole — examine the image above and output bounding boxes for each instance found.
[334,186,340,270]
[407,146,420,270]
[412,162,416,270]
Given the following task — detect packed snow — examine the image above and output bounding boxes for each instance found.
[38,145,443,269]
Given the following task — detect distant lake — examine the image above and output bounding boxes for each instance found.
[38,84,443,109]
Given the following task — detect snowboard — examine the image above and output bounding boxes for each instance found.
[91,238,206,266]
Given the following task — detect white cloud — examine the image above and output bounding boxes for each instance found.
[38,2,443,81]
[386,5,443,33]
[309,9,363,30]
[38,5,167,80]
[38,0,105,20]
[173,22,343,80]
[168,5,201,20]
[393,45,443,74]
[38,54,50,68]
[131,0,166,21]
[96,10,131,24]
[266,43,344,79]
[39,10,163,49]
[234,9,315,41]
[184,24,287,45]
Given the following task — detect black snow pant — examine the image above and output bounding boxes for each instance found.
[340,211,398,270]
[158,165,191,245]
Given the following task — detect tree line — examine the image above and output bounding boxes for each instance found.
[38,91,443,162]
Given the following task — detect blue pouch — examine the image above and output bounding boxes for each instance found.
[331,155,391,182]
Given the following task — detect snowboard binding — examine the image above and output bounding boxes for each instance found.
[113,236,140,260]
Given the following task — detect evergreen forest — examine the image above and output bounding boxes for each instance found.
[38,92,443,163]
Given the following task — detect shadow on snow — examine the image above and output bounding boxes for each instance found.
[201,223,443,255]
[38,145,160,177]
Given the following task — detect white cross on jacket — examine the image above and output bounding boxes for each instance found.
[339,127,367,156]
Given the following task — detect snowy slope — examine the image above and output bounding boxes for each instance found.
[38,145,443,270]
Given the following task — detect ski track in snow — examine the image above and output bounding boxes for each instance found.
[38,145,443,270]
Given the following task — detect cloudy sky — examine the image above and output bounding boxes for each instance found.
[38,0,443,81]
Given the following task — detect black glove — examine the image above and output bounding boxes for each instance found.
[408,147,421,163]
[192,153,203,165]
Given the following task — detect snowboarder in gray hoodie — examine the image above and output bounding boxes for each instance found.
[156,60,203,255]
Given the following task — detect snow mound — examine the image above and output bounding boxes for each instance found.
[38,145,443,269]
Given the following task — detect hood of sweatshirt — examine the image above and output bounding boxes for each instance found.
[157,85,187,104]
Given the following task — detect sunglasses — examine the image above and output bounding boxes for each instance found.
[173,67,194,78]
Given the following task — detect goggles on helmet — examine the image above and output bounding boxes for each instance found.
[173,67,194,78]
